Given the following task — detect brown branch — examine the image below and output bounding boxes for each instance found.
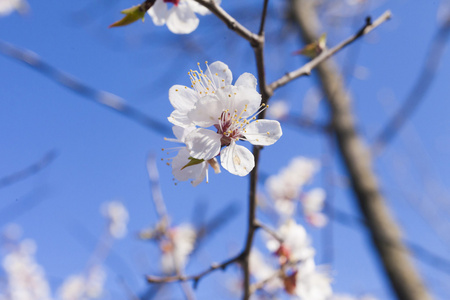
[0,40,171,136]
[193,0,261,44]
[372,20,450,155]
[267,10,391,94]
[146,253,242,287]
[290,0,431,299]
[0,150,58,189]
[254,220,283,243]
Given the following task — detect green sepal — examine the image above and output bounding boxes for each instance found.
[109,5,146,28]
[293,33,327,58]
[181,157,205,170]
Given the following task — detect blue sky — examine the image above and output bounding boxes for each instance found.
[1,0,450,299]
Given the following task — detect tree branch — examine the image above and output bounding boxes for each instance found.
[0,150,58,189]
[146,253,242,287]
[193,0,261,44]
[268,10,391,94]
[290,1,431,299]
[0,40,171,136]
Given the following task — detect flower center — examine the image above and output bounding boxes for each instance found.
[163,0,180,6]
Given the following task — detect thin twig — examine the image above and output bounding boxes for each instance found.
[268,10,392,94]
[0,150,58,189]
[146,253,242,286]
[258,0,270,36]
[254,220,283,243]
[193,0,261,44]
[0,40,171,136]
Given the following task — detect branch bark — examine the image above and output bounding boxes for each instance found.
[290,0,432,299]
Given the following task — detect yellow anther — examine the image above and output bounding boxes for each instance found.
[205,61,208,64]
[229,94,232,98]
[234,93,236,95]
[175,89,178,91]
[161,148,165,151]
[166,162,170,166]
[222,79,225,82]
[197,62,200,65]
[267,132,270,135]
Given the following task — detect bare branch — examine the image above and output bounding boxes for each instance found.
[290,0,431,299]
[254,220,283,243]
[0,150,58,189]
[193,0,261,44]
[258,0,270,36]
[268,10,391,94]
[0,40,171,136]
[146,253,242,287]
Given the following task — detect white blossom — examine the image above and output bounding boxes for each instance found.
[2,239,52,300]
[57,265,106,300]
[165,125,220,186]
[148,0,220,34]
[294,259,332,300]
[168,61,282,177]
[0,0,28,16]
[266,157,319,216]
[102,201,129,239]
[267,100,289,120]
[265,219,315,265]
[160,224,196,274]
[302,188,328,227]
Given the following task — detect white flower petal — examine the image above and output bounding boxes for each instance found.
[148,0,169,26]
[166,2,199,34]
[235,73,257,89]
[172,148,207,183]
[221,142,255,176]
[234,86,262,118]
[185,128,221,160]
[168,109,194,127]
[244,120,282,146]
[208,61,232,88]
[186,0,210,15]
[172,125,195,142]
[169,85,198,112]
[188,95,225,127]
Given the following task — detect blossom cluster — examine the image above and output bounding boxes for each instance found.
[165,61,282,185]
[0,0,28,16]
[0,201,128,300]
[250,219,332,299]
[265,156,328,227]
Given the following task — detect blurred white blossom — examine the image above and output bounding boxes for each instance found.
[148,0,220,34]
[265,219,315,265]
[267,100,289,120]
[1,238,52,300]
[0,0,28,16]
[302,188,328,227]
[160,224,196,274]
[57,265,106,300]
[266,157,319,217]
[102,201,129,239]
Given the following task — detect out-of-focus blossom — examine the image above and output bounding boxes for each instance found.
[2,238,52,300]
[160,224,196,274]
[267,100,289,120]
[294,258,332,300]
[0,0,28,16]
[265,219,315,265]
[302,188,328,227]
[102,201,129,239]
[266,157,319,217]
[249,249,283,292]
[58,265,106,300]
[331,294,378,300]
[148,0,220,34]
